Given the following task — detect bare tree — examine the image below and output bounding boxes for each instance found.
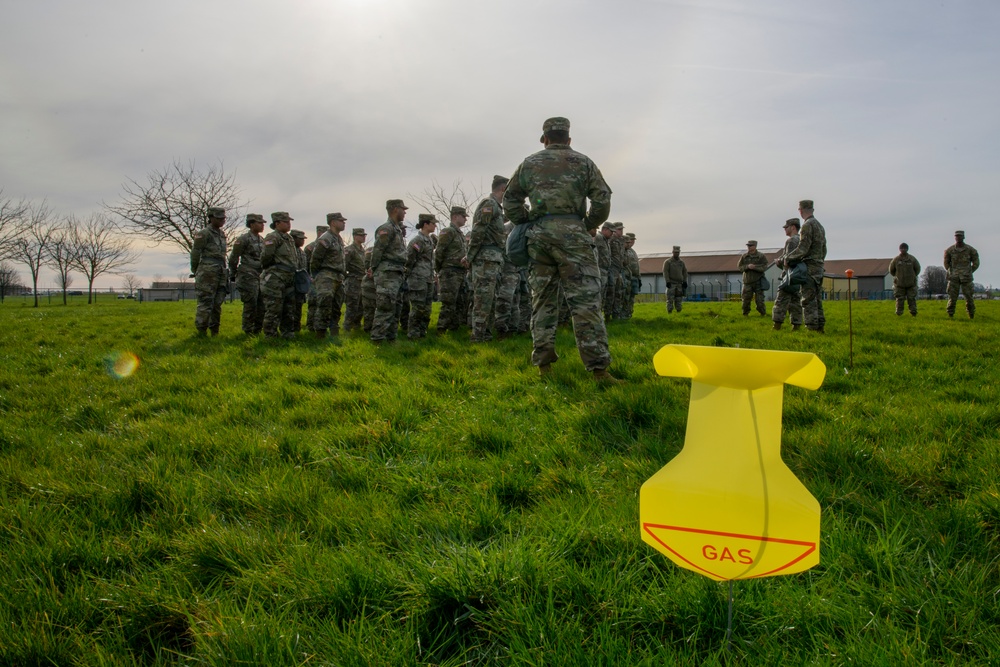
[70,212,140,304]
[0,261,24,303]
[8,201,56,308]
[121,273,141,296]
[152,273,164,286]
[407,178,486,226]
[0,189,28,259]
[46,222,80,305]
[920,265,947,296]
[104,159,247,254]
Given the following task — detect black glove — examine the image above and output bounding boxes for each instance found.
[682,282,688,289]
[188,273,195,279]
[666,283,671,288]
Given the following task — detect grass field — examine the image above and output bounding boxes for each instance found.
[1,297,998,665]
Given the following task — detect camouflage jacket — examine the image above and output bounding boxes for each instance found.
[261,230,298,273]
[370,218,406,272]
[228,230,263,276]
[594,234,611,272]
[609,236,625,271]
[434,224,467,272]
[190,226,227,274]
[345,242,366,276]
[468,194,505,264]
[944,243,979,281]
[405,233,435,284]
[889,252,921,288]
[776,234,800,271]
[785,217,827,269]
[626,248,640,277]
[295,246,307,271]
[738,250,770,283]
[310,230,346,276]
[502,143,612,229]
[662,257,687,285]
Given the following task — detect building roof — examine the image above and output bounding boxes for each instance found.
[638,249,782,275]
[822,258,892,278]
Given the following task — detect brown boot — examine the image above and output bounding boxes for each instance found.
[315,329,327,339]
[791,324,801,331]
[593,368,623,384]
[772,322,782,331]
[538,363,552,378]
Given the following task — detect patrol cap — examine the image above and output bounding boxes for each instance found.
[352,227,367,236]
[672,245,681,252]
[326,212,347,223]
[290,230,306,239]
[783,218,800,229]
[492,174,510,190]
[416,213,438,229]
[613,222,624,230]
[625,233,636,239]
[542,116,570,134]
[451,206,468,217]
[955,230,965,237]
[207,206,226,219]
[386,199,408,211]
[269,211,293,229]
[747,240,758,246]
[798,199,814,210]
[900,242,909,250]
[245,213,265,227]
[601,221,615,230]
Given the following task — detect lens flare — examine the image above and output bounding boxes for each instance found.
[105,351,140,379]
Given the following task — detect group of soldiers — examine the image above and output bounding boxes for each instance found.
[887,230,980,319]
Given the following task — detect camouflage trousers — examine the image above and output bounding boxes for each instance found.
[604,273,617,319]
[361,275,376,333]
[343,274,364,331]
[517,276,531,333]
[947,278,975,317]
[665,285,685,313]
[893,285,918,315]
[395,283,409,333]
[407,282,433,339]
[526,217,611,371]
[625,284,636,319]
[494,268,522,335]
[235,270,264,334]
[312,270,345,334]
[470,257,502,341]
[742,279,766,315]
[437,267,467,332]
[261,269,297,337]
[772,287,802,325]
[194,265,227,333]
[799,271,826,331]
[371,268,404,342]
[613,272,627,318]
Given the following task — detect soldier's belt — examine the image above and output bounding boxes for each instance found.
[537,214,583,221]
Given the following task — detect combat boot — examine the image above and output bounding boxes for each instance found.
[772,322,782,331]
[593,368,623,385]
[210,328,219,336]
[315,329,327,339]
[792,324,801,331]
[538,363,552,378]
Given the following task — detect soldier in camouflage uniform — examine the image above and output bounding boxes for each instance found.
[190,206,229,336]
[228,213,265,334]
[889,242,921,317]
[434,206,470,332]
[738,240,769,316]
[289,230,309,333]
[595,223,612,316]
[369,199,408,343]
[784,200,827,333]
[502,116,617,382]
[944,230,980,319]
[772,219,803,330]
[662,246,688,313]
[624,233,641,318]
[343,228,367,332]
[310,212,348,338]
[516,270,531,333]
[606,223,624,321]
[468,175,510,342]
[361,248,376,333]
[260,212,299,339]
[404,214,437,339]
[494,221,522,339]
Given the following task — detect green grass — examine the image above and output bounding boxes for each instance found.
[1,297,998,665]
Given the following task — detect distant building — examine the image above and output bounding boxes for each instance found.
[822,259,892,299]
[138,281,198,302]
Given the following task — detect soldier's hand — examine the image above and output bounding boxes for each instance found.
[188,273,195,279]
[666,283,671,288]
[682,282,688,289]
[460,257,469,268]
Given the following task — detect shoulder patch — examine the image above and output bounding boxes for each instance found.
[378,229,389,237]
[320,239,330,248]
[264,240,274,246]
[482,204,494,215]
[194,231,204,239]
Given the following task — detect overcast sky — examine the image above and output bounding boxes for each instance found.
[3,0,998,288]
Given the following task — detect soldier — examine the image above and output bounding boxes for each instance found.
[662,245,688,313]
[624,233,641,318]
[434,206,470,332]
[738,240,769,316]
[467,175,510,342]
[190,206,229,336]
[343,228,367,332]
[310,212,348,338]
[944,230,980,319]
[404,214,437,339]
[289,230,308,333]
[369,199,408,343]
[228,213,265,334]
[361,247,376,333]
[502,116,617,382]
[606,222,624,321]
[260,212,299,339]
[611,223,628,319]
[494,221,522,339]
[595,222,612,315]
[772,219,803,331]
[784,200,827,333]
[889,242,921,317]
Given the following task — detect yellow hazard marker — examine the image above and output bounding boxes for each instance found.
[640,344,826,581]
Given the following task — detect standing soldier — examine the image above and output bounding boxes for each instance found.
[606,223,624,321]
[502,116,617,382]
[404,214,437,339]
[624,233,641,318]
[289,230,308,333]
[944,230,980,319]
[889,242,921,317]
[738,240,769,316]
[434,206,470,333]
[361,248,376,333]
[662,245,688,313]
[310,212,348,338]
[343,228,367,332]
[772,219,803,330]
[228,213,265,335]
[784,200,827,333]
[260,212,299,339]
[495,221,523,339]
[468,175,510,342]
[369,199,408,343]
[595,223,612,316]
[190,206,229,336]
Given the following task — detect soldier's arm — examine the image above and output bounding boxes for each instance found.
[943,249,951,272]
[971,248,980,273]
[785,226,812,264]
[584,164,612,229]
[370,231,387,271]
[434,229,451,272]
[913,257,921,276]
[309,239,328,275]
[190,232,205,273]
[260,237,276,269]
[501,167,529,225]
[889,257,897,276]
[681,262,688,283]
[228,236,243,274]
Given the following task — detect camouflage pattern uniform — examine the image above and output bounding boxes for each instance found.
[662,248,687,313]
[228,215,264,334]
[889,247,921,316]
[190,207,228,335]
[361,249,376,333]
[784,205,827,332]
[494,221,522,337]
[738,243,769,316]
[434,218,468,332]
[260,212,299,338]
[516,270,531,333]
[594,227,611,315]
[624,236,640,318]
[404,217,436,339]
[772,227,803,328]
[290,231,308,333]
[303,236,319,331]
[502,117,613,373]
[310,220,347,336]
[606,228,624,320]
[944,232,979,318]
[343,230,367,331]
[610,227,628,319]
[468,191,506,342]
[370,205,408,343]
